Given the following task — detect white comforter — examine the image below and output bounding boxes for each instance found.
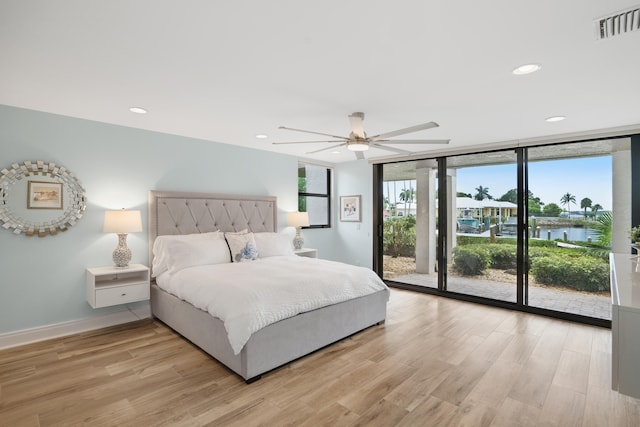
[156,256,388,355]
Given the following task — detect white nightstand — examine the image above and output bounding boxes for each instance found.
[294,248,318,258]
[86,264,150,308]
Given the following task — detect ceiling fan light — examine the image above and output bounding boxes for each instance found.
[512,63,541,75]
[347,142,369,151]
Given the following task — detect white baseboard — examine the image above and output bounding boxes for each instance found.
[0,305,152,350]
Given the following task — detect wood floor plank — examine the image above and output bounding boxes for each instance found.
[396,395,458,426]
[337,361,415,415]
[297,402,360,427]
[430,354,494,406]
[489,397,541,427]
[467,360,524,407]
[538,384,585,427]
[384,358,452,411]
[496,332,540,365]
[552,349,590,394]
[564,324,594,355]
[348,399,408,427]
[587,349,611,390]
[508,320,569,408]
[445,397,498,427]
[0,289,637,426]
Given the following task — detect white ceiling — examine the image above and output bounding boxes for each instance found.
[1,1,639,163]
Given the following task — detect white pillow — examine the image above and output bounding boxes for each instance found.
[152,231,223,277]
[166,238,231,274]
[254,232,294,258]
[225,231,258,262]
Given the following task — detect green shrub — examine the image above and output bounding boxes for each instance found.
[530,255,609,292]
[456,235,487,246]
[383,216,416,257]
[453,245,490,275]
[486,244,517,269]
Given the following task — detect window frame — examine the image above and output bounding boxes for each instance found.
[298,162,332,229]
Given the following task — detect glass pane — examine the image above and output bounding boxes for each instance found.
[447,150,518,302]
[526,140,624,320]
[302,196,328,226]
[382,160,438,289]
[299,164,328,194]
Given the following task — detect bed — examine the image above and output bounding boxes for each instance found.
[148,190,389,382]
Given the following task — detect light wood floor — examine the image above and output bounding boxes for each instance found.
[1,289,639,427]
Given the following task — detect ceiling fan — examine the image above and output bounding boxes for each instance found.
[273,112,450,160]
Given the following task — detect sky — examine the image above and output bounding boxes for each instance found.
[456,156,612,211]
[384,155,613,211]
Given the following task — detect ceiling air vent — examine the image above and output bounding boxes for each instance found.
[596,5,640,39]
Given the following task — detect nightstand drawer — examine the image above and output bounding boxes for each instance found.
[94,283,149,308]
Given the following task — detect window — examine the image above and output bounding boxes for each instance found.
[298,162,331,228]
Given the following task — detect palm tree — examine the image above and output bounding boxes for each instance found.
[591,203,603,216]
[593,211,612,247]
[580,197,592,219]
[474,185,491,201]
[560,192,576,216]
[383,196,396,216]
[399,188,415,216]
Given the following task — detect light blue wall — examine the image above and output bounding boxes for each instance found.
[331,160,374,268]
[0,105,375,335]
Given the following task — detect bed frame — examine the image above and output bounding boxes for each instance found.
[148,190,388,382]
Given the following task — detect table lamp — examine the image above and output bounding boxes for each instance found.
[103,209,142,268]
[288,211,310,250]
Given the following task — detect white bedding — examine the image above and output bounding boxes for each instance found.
[155,256,388,354]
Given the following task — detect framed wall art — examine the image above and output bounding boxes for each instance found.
[27,180,63,209]
[340,195,361,222]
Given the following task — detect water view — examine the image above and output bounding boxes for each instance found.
[535,227,597,242]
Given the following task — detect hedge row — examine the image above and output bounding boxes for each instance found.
[452,244,609,292]
[530,256,609,292]
[456,235,557,248]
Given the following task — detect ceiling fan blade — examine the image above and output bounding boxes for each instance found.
[348,112,365,138]
[369,121,439,141]
[306,143,347,154]
[373,139,450,145]
[272,140,345,145]
[278,126,349,141]
[370,143,412,155]
[355,151,365,160]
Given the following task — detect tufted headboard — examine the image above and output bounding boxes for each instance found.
[148,190,277,271]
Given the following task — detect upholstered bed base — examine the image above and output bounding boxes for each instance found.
[151,284,388,382]
[148,190,388,382]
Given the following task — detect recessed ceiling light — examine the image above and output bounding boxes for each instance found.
[512,64,542,75]
[331,151,341,154]
[129,107,148,114]
[255,134,268,139]
[545,116,566,122]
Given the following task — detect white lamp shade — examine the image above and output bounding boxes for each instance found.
[103,209,143,233]
[288,211,310,228]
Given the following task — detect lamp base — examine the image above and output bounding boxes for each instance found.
[293,228,304,250]
[112,233,132,268]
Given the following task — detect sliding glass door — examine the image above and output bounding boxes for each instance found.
[381,159,439,289]
[376,139,631,324]
[525,141,625,320]
[446,150,519,303]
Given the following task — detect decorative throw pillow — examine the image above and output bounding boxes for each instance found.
[225,231,259,262]
[253,232,294,258]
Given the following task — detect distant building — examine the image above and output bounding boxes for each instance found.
[391,197,517,221]
[456,197,517,221]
